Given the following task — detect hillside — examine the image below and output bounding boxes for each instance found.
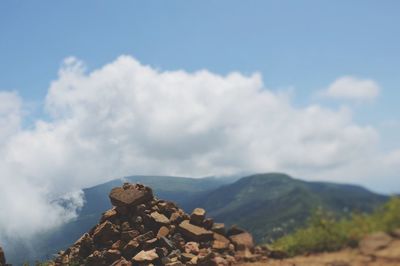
[189,173,388,243]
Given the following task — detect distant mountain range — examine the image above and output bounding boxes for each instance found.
[7,173,388,264]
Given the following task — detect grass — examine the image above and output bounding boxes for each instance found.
[271,196,400,256]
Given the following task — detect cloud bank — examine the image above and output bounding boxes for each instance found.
[0,56,399,245]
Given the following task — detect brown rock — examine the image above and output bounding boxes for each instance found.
[190,208,206,225]
[227,225,245,236]
[100,208,118,223]
[109,183,153,207]
[374,239,400,260]
[181,252,196,262]
[170,212,183,224]
[132,249,159,262]
[212,233,230,250]
[93,221,119,244]
[104,249,121,263]
[123,239,140,258]
[390,228,400,238]
[157,226,170,238]
[0,247,5,265]
[185,241,200,254]
[111,258,133,266]
[135,231,155,243]
[143,237,159,250]
[74,233,94,257]
[203,218,214,230]
[86,250,104,266]
[179,220,213,242]
[211,223,226,235]
[229,232,254,250]
[359,231,392,255]
[121,230,140,242]
[151,211,170,225]
[111,240,124,250]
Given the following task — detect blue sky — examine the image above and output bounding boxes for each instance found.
[2,1,399,147]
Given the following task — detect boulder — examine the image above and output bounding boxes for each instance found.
[211,223,226,235]
[132,249,159,262]
[151,211,170,225]
[229,232,254,250]
[190,208,206,225]
[92,220,119,244]
[179,220,213,242]
[157,226,170,238]
[109,183,153,207]
[359,232,392,255]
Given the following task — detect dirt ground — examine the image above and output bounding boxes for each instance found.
[239,239,400,266]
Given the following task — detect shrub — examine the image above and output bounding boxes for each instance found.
[271,197,400,256]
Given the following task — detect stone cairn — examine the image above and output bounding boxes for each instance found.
[0,246,6,266]
[53,183,269,265]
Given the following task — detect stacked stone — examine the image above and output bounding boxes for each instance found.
[53,183,266,265]
[0,246,6,266]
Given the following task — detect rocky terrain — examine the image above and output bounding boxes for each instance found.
[240,230,400,266]
[51,183,270,265]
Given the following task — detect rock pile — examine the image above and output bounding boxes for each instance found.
[53,183,267,265]
[0,246,6,266]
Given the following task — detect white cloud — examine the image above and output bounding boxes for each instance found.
[322,76,380,101]
[0,56,399,247]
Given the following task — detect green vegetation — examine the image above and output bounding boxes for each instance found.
[272,197,400,256]
[193,173,387,243]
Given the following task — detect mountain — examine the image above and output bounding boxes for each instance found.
[6,173,388,264]
[7,175,236,264]
[189,173,388,243]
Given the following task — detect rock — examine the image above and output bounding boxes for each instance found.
[212,223,225,235]
[268,249,288,259]
[212,233,230,250]
[190,208,206,225]
[203,218,214,230]
[229,232,254,250]
[111,258,133,266]
[121,229,140,242]
[185,241,200,254]
[374,239,400,260]
[151,211,170,225]
[74,233,94,257]
[390,228,400,238]
[104,249,121,263]
[100,208,118,223]
[359,232,392,255]
[227,225,246,236]
[53,182,260,265]
[122,239,139,258]
[0,247,5,265]
[179,220,213,242]
[109,183,153,207]
[157,226,170,238]
[86,250,104,266]
[181,252,196,262]
[132,249,159,262]
[92,220,119,244]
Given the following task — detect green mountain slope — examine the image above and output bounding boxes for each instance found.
[189,173,388,243]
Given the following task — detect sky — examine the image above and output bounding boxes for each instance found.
[0,0,400,245]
